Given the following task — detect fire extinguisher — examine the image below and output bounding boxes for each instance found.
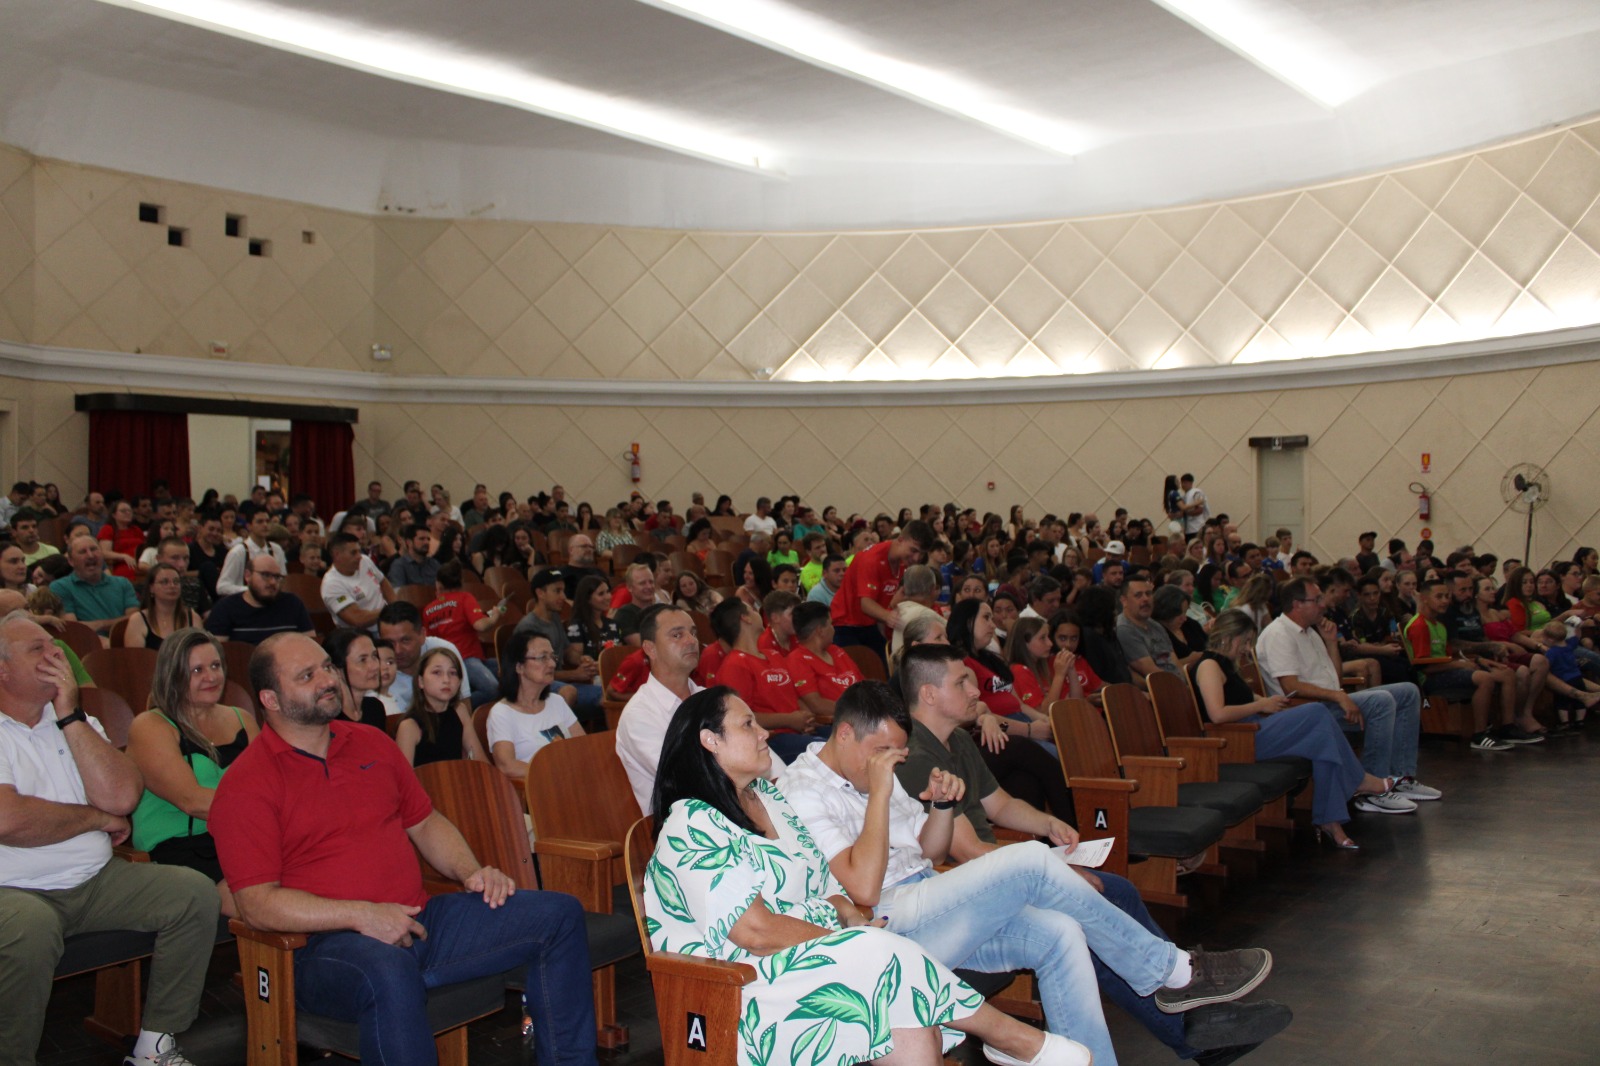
[1411,482,1431,520]
[628,442,641,484]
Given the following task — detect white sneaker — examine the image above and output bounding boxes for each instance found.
[1392,776,1441,801]
[123,1035,197,1066]
[983,1032,1093,1066]
[1353,790,1417,814]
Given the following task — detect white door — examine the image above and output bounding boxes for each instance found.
[1257,446,1304,544]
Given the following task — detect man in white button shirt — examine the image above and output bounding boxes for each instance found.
[214,509,288,597]
[616,604,702,814]
[0,611,219,1066]
[779,677,1286,1066]
[1254,577,1437,808]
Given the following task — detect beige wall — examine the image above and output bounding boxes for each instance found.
[2,125,1599,565]
[3,123,1600,382]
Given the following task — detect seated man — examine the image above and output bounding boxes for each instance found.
[1117,576,1181,683]
[1256,578,1438,803]
[1402,577,1531,744]
[377,601,474,708]
[757,589,801,659]
[0,611,220,1066]
[51,537,138,636]
[320,532,395,631]
[209,633,596,1066]
[779,668,1287,1066]
[614,605,702,813]
[204,554,315,644]
[787,601,865,721]
[709,598,825,764]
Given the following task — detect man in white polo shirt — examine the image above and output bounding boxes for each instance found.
[1254,577,1437,809]
[320,532,394,631]
[615,604,702,814]
[0,611,219,1066]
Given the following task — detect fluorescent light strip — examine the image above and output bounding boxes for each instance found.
[89,0,776,175]
[1147,0,1371,108]
[633,0,1098,156]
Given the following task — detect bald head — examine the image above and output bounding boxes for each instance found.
[0,590,25,616]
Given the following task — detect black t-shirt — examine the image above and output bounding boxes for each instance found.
[191,541,226,600]
[1355,551,1381,573]
[1080,627,1131,685]
[203,592,314,644]
[1442,602,1485,644]
[1188,651,1254,722]
[1166,616,1210,659]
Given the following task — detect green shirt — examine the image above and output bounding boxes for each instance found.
[130,709,247,852]
[57,641,91,687]
[799,559,824,592]
[52,571,138,622]
[897,718,1001,844]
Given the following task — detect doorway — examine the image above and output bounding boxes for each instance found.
[1257,445,1304,545]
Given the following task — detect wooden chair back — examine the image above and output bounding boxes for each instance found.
[843,643,888,682]
[525,732,642,852]
[1146,669,1204,740]
[707,516,744,538]
[668,550,703,578]
[221,640,256,692]
[623,817,756,1066]
[393,584,436,612]
[484,565,530,599]
[598,645,633,692]
[609,544,642,576]
[81,647,159,713]
[414,759,536,890]
[687,609,714,646]
[81,687,134,748]
[471,703,496,764]
[703,549,735,585]
[57,620,104,661]
[37,516,66,548]
[1100,683,1167,762]
[1046,697,1122,780]
[1239,647,1267,697]
[108,617,130,647]
[223,681,257,718]
[1128,545,1152,566]
[281,574,324,614]
[546,530,573,558]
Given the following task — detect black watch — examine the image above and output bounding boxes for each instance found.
[55,708,88,730]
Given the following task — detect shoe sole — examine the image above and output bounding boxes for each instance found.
[1183,1001,1295,1052]
[1396,792,1441,801]
[1353,800,1417,814]
[1156,952,1273,1013]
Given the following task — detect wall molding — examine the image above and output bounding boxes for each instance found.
[3,326,1599,409]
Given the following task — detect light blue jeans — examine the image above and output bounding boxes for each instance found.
[879,841,1179,1066]
[1325,682,1421,779]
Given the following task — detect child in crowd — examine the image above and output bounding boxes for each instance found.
[1537,621,1600,729]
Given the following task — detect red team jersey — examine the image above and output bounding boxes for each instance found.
[830,541,904,627]
[787,644,864,702]
[716,648,800,727]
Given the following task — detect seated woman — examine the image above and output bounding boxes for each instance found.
[1150,585,1207,671]
[125,628,259,915]
[97,499,145,579]
[396,646,490,766]
[684,517,717,562]
[595,508,636,561]
[1190,609,1401,851]
[567,575,620,662]
[648,686,1088,1066]
[1048,611,1104,704]
[674,571,723,615]
[324,626,395,728]
[944,599,1073,823]
[733,556,772,614]
[0,543,34,597]
[486,629,585,782]
[122,562,197,649]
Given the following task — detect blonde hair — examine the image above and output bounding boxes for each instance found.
[150,628,228,762]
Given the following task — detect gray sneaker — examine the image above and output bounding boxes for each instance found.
[1155,947,1273,1013]
[1392,776,1441,801]
[1353,790,1417,814]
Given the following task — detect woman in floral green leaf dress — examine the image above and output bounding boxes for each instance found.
[645,686,1090,1066]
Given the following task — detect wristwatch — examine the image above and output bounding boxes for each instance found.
[55,708,88,730]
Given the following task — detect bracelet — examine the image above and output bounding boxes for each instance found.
[931,799,957,810]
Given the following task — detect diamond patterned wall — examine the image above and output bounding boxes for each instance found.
[2,124,1600,563]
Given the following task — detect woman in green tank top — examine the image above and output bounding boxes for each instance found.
[126,628,258,916]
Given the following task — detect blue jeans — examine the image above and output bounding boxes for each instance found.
[464,658,499,705]
[1244,704,1366,827]
[294,890,597,1066]
[880,841,1179,1066]
[1093,873,1194,1059]
[1343,682,1421,778]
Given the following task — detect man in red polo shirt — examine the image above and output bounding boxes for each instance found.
[209,633,597,1066]
[787,601,865,720]
[710,599,824,764]
[830,519,935,664]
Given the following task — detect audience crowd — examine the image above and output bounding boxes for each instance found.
[4,469,1598,1066]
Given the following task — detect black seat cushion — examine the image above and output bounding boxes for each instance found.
[1217,761,1301,801]
[299,968,517,1055]
[1176,781,1263,824]
[954,969,1021,998]
[1128,805,1226,858]
[586,911,640,969]
[55,930,156,979]
[1262,755,1313,784]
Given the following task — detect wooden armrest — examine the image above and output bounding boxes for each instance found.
[1064,775,1138,793]
[1165,737,1220,784]
[646,951,758,985]
[1203,722,1258,762]
[112,844,152,863]
[422,877,461,897]
[534,837,622,861]
[1409,656,1452,665]
[1120,756,1180,807]
[228,920,307,951]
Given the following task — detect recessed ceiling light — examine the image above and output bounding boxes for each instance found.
[633,0,1100,155]
[1147,0,1372,108]
[89,0,778,174]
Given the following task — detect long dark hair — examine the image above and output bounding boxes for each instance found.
[651,686,757,831]
[1163,475,1181,516]
[570,574,611,653]
[946,596,1010,678]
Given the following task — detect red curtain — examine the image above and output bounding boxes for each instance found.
[289,420,355,517]
[88,410,190,499]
